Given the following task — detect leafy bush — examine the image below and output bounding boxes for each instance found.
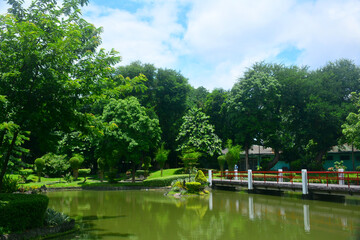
[217,155,226,172]
[35,158,45,182]
[290,159,303,171]
[43,153,70,177]
[195,170,207,184]
[173,168,186,174]
[78,168,91,177]
[185,182,202,193]
[143,174,189,187]
[19,169,33,183]
[135,170,145,177]
[107,170,117,183]
[44,208,71,227]
[0,193,49,232]
[0,175,19,193]
[356,166,360,171]
[69,156,83,180]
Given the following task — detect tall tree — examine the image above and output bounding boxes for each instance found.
[99,97,161,182]
[0,0,120,189]
[176,108,222,157]
[226,71,281,170]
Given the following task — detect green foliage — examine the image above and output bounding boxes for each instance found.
[97,158,106,170]
[35,158,45,182]
[142,156,152,177]
[225,141,242,171]
[143,174,189,187]
[195,170,207,184]
[0,175,19,193]
[0,193,49,232]
[185,182,202,193]
[356,166,360,171]
[19,169,33,183]
[176,108,222,156]
[78,168,91,177]
[217,155,226,171]
[107,169,118,183]
[63,172,73,183]
[290,159,303,171]
[42,153,70,177]
[181,148,202,173]
[44,208,71,227]
[135,170,146,177]
[69,157,82,170]
[155,144,170,177]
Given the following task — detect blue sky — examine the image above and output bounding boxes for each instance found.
[1,0,360,90]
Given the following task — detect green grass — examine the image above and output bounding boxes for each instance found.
[147,168,183,179]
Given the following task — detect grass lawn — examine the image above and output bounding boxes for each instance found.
[147,168,183,179]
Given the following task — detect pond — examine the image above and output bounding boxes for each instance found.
[47,190,360,240]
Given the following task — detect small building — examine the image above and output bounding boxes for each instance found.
[324,145,360,171]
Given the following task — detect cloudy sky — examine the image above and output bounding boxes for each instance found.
[1,0,360,90]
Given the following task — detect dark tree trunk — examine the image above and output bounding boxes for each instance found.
[131,161,136,183]
[0,131,19,191]
[267,149,280,170]
[315,150,327,164]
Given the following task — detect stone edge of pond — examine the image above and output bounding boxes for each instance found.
[0,219,75,240]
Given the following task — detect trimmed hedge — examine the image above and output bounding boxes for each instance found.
[143,174,190,187]
[0,194,49,232]
[78,168,91,177]
[185,182,202,193]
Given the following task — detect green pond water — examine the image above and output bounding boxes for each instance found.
[46,190,360,240]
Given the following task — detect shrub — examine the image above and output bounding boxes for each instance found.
[135,170,145,177]
[195,170,207,184]
[44,208,71,227]
[217,155,226,172]
[0,193,49,232]
[185,182,202,193]
[290,159,303,171]
[19,169,33,183]
[69,156,83,180]
[0,175,19,193]
[78,168,91,177]
[35,158,45,182]
[143,174,189,187]
[43,153,70,177]
[356,166,360,171]
[107,170,117,183]
[173,168,186,174]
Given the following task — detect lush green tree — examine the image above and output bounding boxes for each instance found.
[118,63,191,167]
[226,71,281,170]
[204,88,228,141]
[217,155,226,172]
[187,86,209,109]
[176,108,222,157]
[69,154,84,180]
[180,148,202,175]
[155,144,170,177]
[0,0,121,189]
[99,97,161,182]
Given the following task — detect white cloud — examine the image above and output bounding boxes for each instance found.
[1,0,360,90]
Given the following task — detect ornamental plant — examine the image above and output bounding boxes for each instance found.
[69,155,84,180]
[34,158,45,182]
[155,144,170,177]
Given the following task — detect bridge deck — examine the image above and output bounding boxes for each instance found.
[212,179,360,195]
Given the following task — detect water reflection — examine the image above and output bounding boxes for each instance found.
[47,190,360,240]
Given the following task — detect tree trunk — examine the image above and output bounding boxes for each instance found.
[245,145,249,170]
[315,150,326,164]
[267,150,280,170]
[0,131,19,191]
[132,161,136,183]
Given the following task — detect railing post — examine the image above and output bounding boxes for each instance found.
[278,169,283,183]
[208,169,212,187]
[225,169,228,179]
[248,169,253,190]
[302,169,308,195]
[338,169,344,185]
[235,169,238,180]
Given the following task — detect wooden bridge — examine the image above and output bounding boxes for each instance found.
[206,170,360,196]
